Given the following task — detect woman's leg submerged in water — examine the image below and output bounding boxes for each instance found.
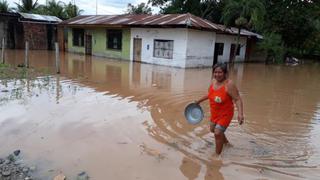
[214,128,225,154]
[210,123,229,154]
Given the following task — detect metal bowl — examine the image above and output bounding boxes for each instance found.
[184,103,204,125]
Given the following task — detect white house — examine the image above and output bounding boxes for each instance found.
[60,13,262,68]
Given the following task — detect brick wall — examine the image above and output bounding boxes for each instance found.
[23,23,48,50]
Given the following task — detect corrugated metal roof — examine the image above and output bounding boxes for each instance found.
[227,27,263,39]
[60,13,224,30]
[60,13,262,38]
[19,12,62,22]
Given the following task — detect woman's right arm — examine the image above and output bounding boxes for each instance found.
[195,95,208,104]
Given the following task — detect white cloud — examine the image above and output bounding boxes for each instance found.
[6,0,159,15]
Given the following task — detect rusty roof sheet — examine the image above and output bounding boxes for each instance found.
[60,13,262,38]
[19,12,62,22]
[60,13,225,31]
[227,27,263,39]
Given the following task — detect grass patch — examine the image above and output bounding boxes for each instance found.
[0,63,51,80]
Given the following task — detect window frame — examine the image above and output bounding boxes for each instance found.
[153,39,174,59]
[106,29,122,50]
[72,28,84,47]
[216,43,224,56]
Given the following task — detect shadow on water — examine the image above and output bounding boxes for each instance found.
[1,50,320,179]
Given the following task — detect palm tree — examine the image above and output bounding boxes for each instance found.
[44,0,66,19]
[15,0,39,13]
[222,0,265,63]
[0,0,12,13]
[126,3,152,15]
[64,2,83,19]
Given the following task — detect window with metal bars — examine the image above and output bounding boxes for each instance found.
[153,39,174,59]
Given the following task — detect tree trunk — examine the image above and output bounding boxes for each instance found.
[232,27,241,63]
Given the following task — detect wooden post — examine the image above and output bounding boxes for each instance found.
[1,38,4,64]
[55,42,60,74]
[25,41,29,68]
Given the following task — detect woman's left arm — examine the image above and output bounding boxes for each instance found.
[226,81,244,125]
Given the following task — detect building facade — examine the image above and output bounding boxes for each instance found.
[0,12,61,50]
[60,14,262,68]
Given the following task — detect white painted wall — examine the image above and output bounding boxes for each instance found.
[216,34,247,63]
[130,28,188,68]
[185,29,216,68]
[130,28,248,68]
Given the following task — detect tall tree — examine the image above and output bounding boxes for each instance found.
[64,2,83,19]
[221,0,265,62]
[148,0,224,22]
[44,0,66,19]
[264,0,319,56]
[126,3,152,15]
[15,0,39,13]
[0,0,12,13]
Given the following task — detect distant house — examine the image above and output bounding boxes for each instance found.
[59,13,262,68]
[0,12,61,50]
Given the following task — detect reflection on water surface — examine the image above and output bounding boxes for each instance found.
[0,50,320,179]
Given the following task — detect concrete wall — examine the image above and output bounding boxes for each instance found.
[67,28,85,54]
[91,28,130,60]
[67,27,131,60]
[130,28,188,68]
[216,34,247,63]
[185,29,216,68]
[66,26,253,68]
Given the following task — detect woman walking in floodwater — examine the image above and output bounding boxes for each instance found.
[196,63,244,155]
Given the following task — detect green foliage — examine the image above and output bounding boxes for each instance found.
[222,0,265,31]
[64,2,83,19]
[222,0,265,62]
[0,64,51,79]
[126,3,152,15]
[148,0,224,22]
[0,0,12,13]
[0,63,9,68]
[44,0,66,19]
[258,32,285,64]
[15,0,39,13]
[303,19,320,56]
[14,0,82,20]
[149,0,320,60]
[264,1,314,51]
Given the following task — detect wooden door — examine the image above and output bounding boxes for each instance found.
[133,38,142,62]
[85,35,92,55]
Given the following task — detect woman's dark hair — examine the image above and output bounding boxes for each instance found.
[213,63,228,74]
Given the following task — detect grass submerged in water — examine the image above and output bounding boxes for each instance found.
[0,63,51,80]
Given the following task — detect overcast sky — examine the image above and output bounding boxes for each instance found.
[7,0,159,15]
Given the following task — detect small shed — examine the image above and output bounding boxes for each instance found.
[0,12,61,50]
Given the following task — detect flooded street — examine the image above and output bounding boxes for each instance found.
[1,50,320,179]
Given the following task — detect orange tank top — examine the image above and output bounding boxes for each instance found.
[208,82,234,125]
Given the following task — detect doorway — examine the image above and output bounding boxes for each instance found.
[133,38,142,62]
[85,35,92,55]
[229,44,236,63]
[213,43,224,66]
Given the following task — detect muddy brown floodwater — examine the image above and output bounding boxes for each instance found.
[1,50,320,180]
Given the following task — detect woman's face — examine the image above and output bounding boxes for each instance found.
[213,67,226,82]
